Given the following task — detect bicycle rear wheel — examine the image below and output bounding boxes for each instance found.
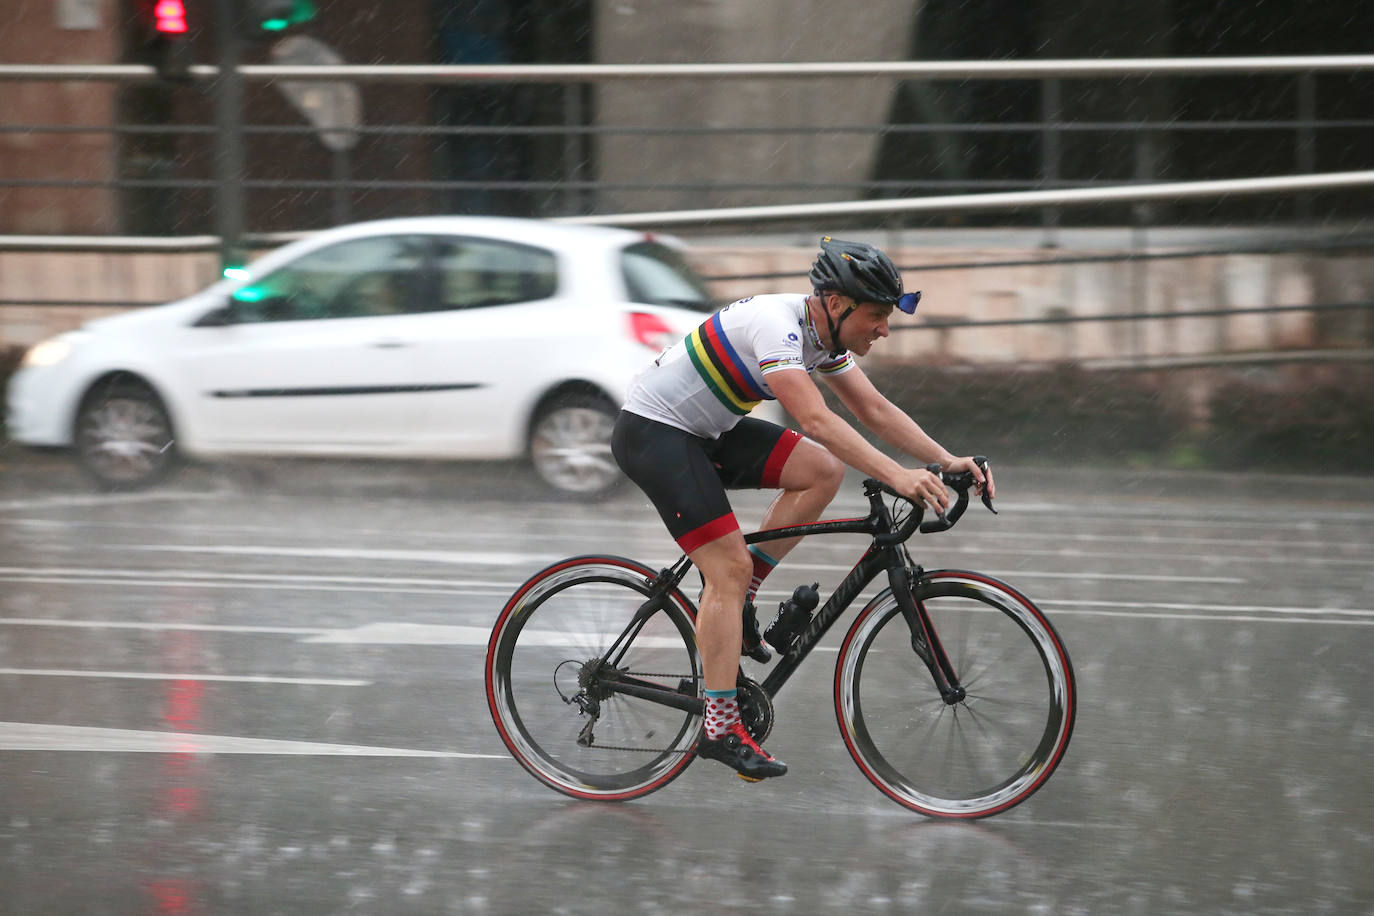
[486,555,702,801]
[835,570,1075,818]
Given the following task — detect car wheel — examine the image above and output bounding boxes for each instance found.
[75,379,177,490]
[528,394,622,499]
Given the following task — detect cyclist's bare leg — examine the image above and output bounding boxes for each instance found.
[688,528,788,778]
[687,530,752,691]
[755,439,845,562]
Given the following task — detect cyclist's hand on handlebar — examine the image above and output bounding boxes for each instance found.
[893,467,951,516]
[944,455,995,500]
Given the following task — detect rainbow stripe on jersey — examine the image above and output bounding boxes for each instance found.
[685,314,768,415]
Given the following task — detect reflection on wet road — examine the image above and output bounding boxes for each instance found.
[1,460,1372,913]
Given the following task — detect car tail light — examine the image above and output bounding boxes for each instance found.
[627,311,678,351]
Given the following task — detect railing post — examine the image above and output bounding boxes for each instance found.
[331,148,351,225]
[561,81,583,216]
[212,0,246,269]
[1296,71,1317,222]
[1039,77,1062,246]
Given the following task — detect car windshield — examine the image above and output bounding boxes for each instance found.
[620,241,716,313]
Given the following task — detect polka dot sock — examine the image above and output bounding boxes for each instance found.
[704,688,740,740]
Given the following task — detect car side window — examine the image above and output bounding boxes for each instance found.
[230,236,427,323]
[431,237,557,311]
[620,241,715,313]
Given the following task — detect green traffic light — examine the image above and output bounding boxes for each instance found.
[258,0,315,31]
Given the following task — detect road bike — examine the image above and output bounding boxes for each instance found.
[486,462,1076,818]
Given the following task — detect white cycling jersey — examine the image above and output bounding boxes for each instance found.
[622,293,855,439]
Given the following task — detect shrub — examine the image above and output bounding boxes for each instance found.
[1201,365,1374,473]
[861,364,1191,466]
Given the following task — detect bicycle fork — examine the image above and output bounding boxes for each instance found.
[890,566,967,705]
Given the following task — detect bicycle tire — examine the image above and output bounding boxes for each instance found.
[834,570,1076,818]
[486,555,702,801]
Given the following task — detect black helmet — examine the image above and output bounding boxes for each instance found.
[809,236,920,356]
[809,237,912,310]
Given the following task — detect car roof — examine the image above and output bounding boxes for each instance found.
[300,216,656,251]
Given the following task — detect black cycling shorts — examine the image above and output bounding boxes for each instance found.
[611,410,802,553]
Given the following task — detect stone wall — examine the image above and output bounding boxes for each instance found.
[591,0,919,214]
[0,0,121,234]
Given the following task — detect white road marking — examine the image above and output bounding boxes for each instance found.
[976,569,1242,583]
[0,571,516,597]
[1044,608,1374,626]
[1042,599,1374,617]
[113,544,533,565]
[0,667,370,686]
[0,491,223,511]
[0,617,329,635]
[303,622,494,644]
[302,622,688,647]
[0,566,515,587]
[0,722,502,757]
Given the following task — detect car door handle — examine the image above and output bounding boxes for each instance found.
[369,339,411,349]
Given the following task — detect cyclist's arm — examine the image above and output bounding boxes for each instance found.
[825,365,995,497]
[824,364,955,466]
[767,368,948,509]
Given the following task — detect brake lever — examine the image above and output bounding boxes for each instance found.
[972,455,999,515]
[923,463,948,521]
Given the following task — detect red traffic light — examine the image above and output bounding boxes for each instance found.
[152,0,188,34]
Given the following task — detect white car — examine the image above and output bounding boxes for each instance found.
[6,217,718,497]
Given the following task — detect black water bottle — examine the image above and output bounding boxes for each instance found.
[763,583,820,656]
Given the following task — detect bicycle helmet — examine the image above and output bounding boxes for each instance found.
[809,236,921,355]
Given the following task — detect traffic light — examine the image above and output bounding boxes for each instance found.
[151,0,188,34]
[248,0,316,35]
[138,0,193,81]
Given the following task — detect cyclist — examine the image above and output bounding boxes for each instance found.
[611,236,993,781]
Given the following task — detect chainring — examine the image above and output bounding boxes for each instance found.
[735,675,775,743]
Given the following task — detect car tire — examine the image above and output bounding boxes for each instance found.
[74,377,178,491]
[528,393,623,499]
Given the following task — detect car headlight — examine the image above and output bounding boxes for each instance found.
[20,332,85,368]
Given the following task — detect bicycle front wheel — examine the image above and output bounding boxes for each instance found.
[835,570,1075,818]
[486,555,702,801]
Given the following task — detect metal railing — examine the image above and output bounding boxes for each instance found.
[3,56,1374,254]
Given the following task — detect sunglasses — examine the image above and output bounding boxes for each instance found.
[896,291,922,314]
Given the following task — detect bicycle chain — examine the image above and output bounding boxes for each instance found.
[576,672,698,754]
[575,672,771,755]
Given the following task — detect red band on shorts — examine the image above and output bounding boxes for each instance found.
[760,428,803,488]
[677,512,740,554]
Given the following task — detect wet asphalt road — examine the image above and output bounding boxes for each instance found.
[1,449,1372,915]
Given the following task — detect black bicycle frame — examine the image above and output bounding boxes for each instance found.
[597,480,971,713]
[744,519,908,697]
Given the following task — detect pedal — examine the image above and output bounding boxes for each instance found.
[740,600,772,663]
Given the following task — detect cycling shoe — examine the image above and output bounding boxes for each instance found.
[697,721,787,782]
